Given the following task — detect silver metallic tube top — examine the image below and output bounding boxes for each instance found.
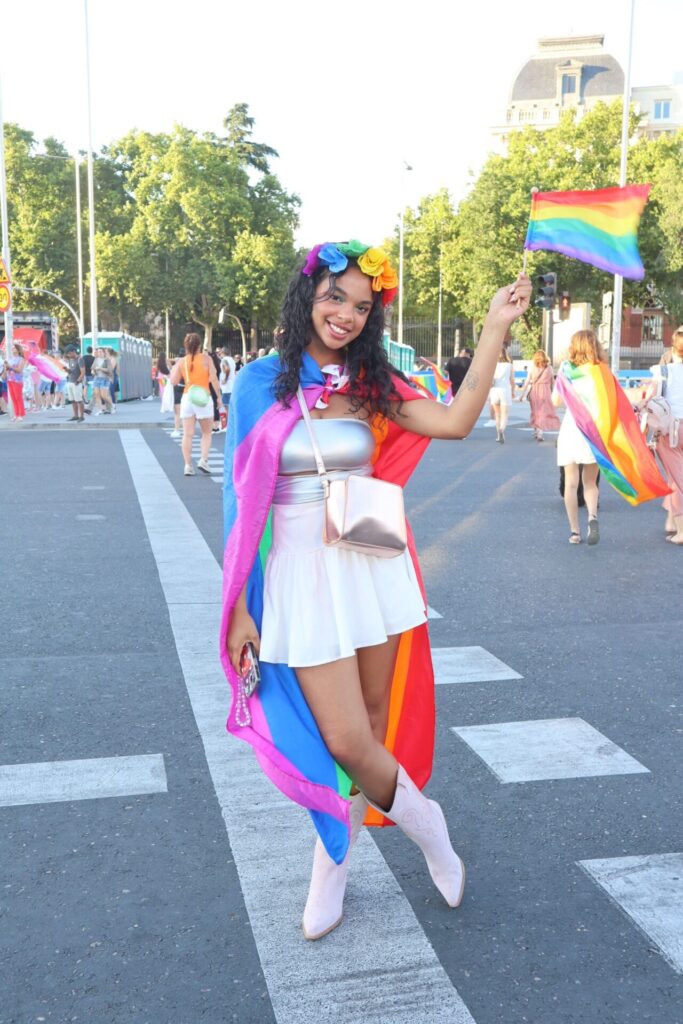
[273,418,375,505]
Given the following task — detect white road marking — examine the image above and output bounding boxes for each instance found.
[427,605,443,619]
[120,429,476,1024]
[0,754,167,807]
[451,717,650,783]
[433,646,522,684]
[578,853,683,974]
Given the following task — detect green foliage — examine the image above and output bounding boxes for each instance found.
[400,101,683,343]
[3,105,299,347]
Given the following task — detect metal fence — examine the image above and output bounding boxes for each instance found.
[400,319,470,361]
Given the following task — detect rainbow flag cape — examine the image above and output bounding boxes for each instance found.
[555,361,671,505]
[220,354,435,865]
[524,185,651,280]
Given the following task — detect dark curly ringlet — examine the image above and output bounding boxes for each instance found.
[274,257,405,419]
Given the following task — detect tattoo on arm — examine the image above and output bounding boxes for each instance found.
[464,370,480,392]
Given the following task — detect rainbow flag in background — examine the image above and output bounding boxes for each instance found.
[555,360,671,506]
[410,360,452,404]
[524,185,651,280]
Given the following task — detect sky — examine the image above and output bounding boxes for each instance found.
[2,0,682,248]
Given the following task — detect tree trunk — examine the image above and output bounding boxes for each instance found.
[203,323,214,351]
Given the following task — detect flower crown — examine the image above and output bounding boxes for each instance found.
[302,240,398,307]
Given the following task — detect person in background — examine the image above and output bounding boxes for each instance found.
[5,342,27,421]
[444,353,472,400]
[38,373,54,410]
[233,353,244,373]
[82,345,95,414]
[91,347,114,415]
[552,331,602,544]
[170,353,185,438]
[488,345,515,443]
[648,326,683,544]
[219,353,236,415]
[107,348,119,411]
[169,333,223,476]
[519,349,560,441]
[157,352,170,398]
[65,348,86,422]
[0,351,7,414]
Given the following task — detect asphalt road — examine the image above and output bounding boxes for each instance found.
[1,413,681,1024]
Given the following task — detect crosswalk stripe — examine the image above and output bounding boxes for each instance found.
[578,853,683,974]
[120,429,477,1024]
[0,754,167,807]
[432,646,521,684]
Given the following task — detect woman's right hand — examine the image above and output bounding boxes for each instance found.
[226,607,260,674]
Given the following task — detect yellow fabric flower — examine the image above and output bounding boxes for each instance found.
[357,247,388,278]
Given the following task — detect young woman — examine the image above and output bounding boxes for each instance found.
[649,327,683,544]
[169,333,223,476]
[91,348,114,415]
[553,331,603,544]
[220,241,531,941]
[5,342,27,421]
[520,349,560,441]
[488,345,515,443]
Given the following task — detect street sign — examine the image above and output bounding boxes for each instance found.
[0,258,10,285]
[0,283,11,312]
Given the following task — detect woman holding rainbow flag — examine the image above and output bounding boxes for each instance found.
[220,239,531,941]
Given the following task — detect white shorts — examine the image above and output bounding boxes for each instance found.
[180,393,214,420]
[67,382,83,402]
[260,499,427,668]
[489,386,511,406]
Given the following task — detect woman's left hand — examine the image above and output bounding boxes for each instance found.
[485,274,532,326]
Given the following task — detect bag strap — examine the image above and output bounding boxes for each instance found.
[296,387,330,486]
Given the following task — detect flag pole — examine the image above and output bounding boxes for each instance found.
[518,187,538,304]
[611,0,636,375]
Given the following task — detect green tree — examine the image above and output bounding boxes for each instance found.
[3,125,81,336]
[427,101,682,355]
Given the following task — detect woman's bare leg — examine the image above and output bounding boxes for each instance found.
[563,463,581,535]
[499,401,509,433]
[582,463,600,519]
[295,655,398,810]
[357,633,401,744]
[199,418,213,461]
[182,416,195,468]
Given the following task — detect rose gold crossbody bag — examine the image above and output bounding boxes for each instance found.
[296,387,407,558]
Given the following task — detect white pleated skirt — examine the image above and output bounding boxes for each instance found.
[260,499,427,668]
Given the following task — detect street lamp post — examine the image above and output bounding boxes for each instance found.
[436,226,444,369]
[83,0,99,353]
[0,73,15,417]
[398,160,412,347]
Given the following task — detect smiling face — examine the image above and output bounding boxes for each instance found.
[308,265,374,366]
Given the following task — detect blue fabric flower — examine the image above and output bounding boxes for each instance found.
[317,244,348,274]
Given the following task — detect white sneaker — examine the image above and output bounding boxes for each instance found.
[170,429,181,438]
[197,459,211,474]
[184,464,195,476]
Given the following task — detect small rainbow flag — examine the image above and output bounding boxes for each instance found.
[555,360,670,506]
[524,185,651,280]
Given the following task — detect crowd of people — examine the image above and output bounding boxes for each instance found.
[0,343,119,421]
[437,329,683,548]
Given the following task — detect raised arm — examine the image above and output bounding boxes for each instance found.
[396,275,531,439]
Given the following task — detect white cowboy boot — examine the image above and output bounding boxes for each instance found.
[302,791,368,941]
[370,765,465,907]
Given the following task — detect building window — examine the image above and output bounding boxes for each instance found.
[642,313,663,342]
[562,75,577,96]
[654,99,671,120]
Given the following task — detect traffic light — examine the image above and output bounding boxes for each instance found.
[535,272,557,310]
[559,291,571,321]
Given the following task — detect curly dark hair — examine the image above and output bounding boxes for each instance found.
[274,259,404,419]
